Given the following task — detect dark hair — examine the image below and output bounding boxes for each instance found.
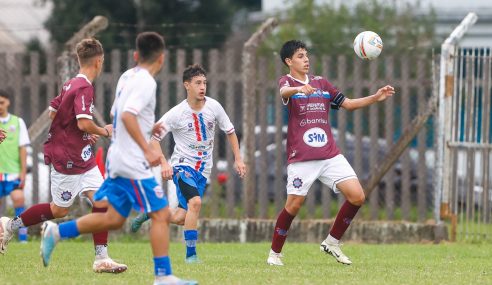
[136,32,165,63]
[0,89,11,100]
[76,38,104,66]
[183,64,207,83]
[280,40,307,66]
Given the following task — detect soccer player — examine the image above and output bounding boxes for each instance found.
[0,38,127,273]
[267,40,395,266]
[39,32,197,285]
[130,64,246,263]
[0,90,30,243]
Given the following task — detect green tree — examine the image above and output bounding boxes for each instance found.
[262,0,436,56]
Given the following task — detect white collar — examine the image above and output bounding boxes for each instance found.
[0,113,11,124]
[287,74,309,85]
[76,73,92,84]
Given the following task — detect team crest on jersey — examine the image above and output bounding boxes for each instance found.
[184,171,192,178]
[154,186,164,199]
[299,104,306,114]
[61,191,72,201]
[207,121,214,130]
[293,177,303,189]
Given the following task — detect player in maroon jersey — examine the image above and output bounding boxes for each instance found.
[267,40,394,266]
[0,38,127,273]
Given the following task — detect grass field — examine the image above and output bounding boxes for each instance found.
[0,240,491,285]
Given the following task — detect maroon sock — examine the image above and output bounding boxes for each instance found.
[329,201,361,240]
[92,207,108,246]
[271,208,295,253]
[19,203,54,227]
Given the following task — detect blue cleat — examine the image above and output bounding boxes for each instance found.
[40,221,60,267]
[185,255,201,264]
[130,212,149,233]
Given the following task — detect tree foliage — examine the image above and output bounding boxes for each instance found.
[262,0,436,56]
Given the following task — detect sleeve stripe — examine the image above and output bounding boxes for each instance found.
[226,128,235,134]
[76,114,93,120]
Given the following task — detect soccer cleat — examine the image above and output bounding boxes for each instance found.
[267,249,284,266]
[320,240,352,265]
[153,275,198,285]
[130,213,149,233]
[0,217,14,254]
[40,221,60,267]
[93,258,128,273]
[185,255,201,264]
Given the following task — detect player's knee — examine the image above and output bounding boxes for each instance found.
[349,192,366,206]
[188,197,202,212]
[106,215,125,230]
[51,205,70,218]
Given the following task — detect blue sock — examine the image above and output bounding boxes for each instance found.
[15,207,27,242]
[154,256,172,276]
[184,230,198,258]
[58,220,80,239]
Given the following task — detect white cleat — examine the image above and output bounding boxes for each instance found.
[93,257,128,274]
[0,217,14,254]
[153,274,198,285]
[267,249,284,266]
[320,240,352,265]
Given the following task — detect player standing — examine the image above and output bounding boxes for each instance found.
[0,90,30,243]
[267,40,395,266]
[39,32,197,285]
[0,38,127,273]
[131,64,246,263]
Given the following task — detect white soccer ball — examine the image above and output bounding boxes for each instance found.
[353,31,383,60]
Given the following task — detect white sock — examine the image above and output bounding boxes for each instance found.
[325,234,339,244]
[95,244,109,259]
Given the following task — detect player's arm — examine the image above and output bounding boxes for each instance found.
[77,118,112,138]
[226,132,246,178]
[341,85,395,111]
[121,111,160,167]
[150,138,173,180]
[280,85,316,99]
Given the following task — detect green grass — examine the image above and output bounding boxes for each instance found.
[1,241,491,285]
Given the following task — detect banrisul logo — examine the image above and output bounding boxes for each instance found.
[303,127,327,147]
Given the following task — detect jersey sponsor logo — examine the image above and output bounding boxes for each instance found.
[81,144,93,162]
[154,185,164,199]
[293,177,303,189]
[187,123,194,131]
[306,102,326,111]
[299,118,328,127]
[303,127,328,147]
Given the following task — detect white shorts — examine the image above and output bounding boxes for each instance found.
[50,166,104,207]
[286,154,358,196]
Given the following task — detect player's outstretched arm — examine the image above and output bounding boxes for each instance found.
[121,111,160,167]
[341,85,395,111]
[77,118,112,138]
[226,132,246,178]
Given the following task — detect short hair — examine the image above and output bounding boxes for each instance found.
[0,89,11,100]
[183,64,207,83]
[136,32,165,63]
[280,40,307,66]
[76,38,104,66]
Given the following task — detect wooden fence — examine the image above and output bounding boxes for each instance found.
[0,49,434,221]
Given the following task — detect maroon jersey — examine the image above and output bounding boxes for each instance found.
[279,74,344,164]
[44,74,96,174]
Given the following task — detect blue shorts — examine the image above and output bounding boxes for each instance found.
[0,180,21,198]
[173,166,207,210]
[94,176,168,218]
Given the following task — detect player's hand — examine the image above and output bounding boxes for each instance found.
[144,147,161,167]
[234,159,246,179]
[18,172,26,189]
[103,124,113,137]
[88,134,99,145]
[151,123,164,140]
[298,84,316,95]
[375,85,395,101]
[0,129,6,143]
[161,159,173,181]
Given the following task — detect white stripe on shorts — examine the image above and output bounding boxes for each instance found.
[138,180,152,213]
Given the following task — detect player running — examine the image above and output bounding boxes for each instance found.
[0,38,127,273]
[267,40,395,266]
[130,64,246,263]
[39,32,197,285]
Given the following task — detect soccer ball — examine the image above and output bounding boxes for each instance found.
[353,31,383,60]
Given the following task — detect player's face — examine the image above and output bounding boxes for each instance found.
[0,96,9,116]
[287,48,309,74]
[185,75,207,101]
